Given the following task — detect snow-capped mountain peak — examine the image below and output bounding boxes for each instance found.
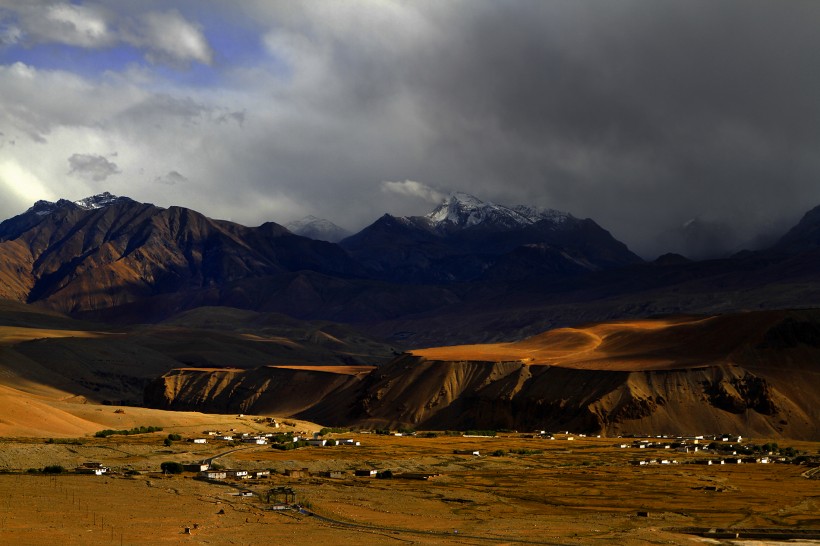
[24,192,131,217]
[74,192,123,210]
[424,192,571,232]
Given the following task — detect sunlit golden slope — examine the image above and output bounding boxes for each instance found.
[411,314,777,371]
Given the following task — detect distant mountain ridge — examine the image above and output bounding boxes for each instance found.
[286,215,351,243]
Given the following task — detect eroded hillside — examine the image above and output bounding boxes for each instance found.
[147,310,820,439]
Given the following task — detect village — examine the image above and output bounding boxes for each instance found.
[2,422,818,545]
[40,426,815,494]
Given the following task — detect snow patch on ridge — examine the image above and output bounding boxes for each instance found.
[74,191,121,210]
[423,192,572,232]
[24,192,129,217]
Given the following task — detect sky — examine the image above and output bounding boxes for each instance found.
[1,1,820,259]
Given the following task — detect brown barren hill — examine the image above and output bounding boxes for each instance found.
[0,384,102,437]
[351,310,820,438]
[135,310,820,439]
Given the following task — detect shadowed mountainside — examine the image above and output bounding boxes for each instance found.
[0,302,394,407]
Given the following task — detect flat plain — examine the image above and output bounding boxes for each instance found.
[0,421,817,545]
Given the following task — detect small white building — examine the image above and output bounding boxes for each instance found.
[77,462,108,475]
[200,470,227,480]
[192,438,207,444]
[306,439,326,447]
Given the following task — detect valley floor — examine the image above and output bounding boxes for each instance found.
[0,430,818,545]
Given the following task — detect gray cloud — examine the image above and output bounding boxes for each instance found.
[122,10,212,66]
[0,2,211,66]
[67,153,120,182]
[154,170,187,186]
[381,180,445,204]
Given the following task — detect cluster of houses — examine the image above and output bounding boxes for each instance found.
[195,466,272,481]
[189,430,280,445]
[631,456,772,466]
[617,435,743,451]
[619,435,792,466]
[187,430,363,448]
[192,464,436,482]
[299,438,362,447]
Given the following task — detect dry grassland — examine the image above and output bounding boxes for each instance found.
[1,432,817,545]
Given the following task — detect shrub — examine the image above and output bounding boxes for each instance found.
[491,449,506,457]
[45,438,83,445]
[167,433,182,441]
[42,465,65,474]
[160,462,184,474]
[376,470,393,479]
[318,427,348,436]
[95,425,163,438]
[464,430,497,437]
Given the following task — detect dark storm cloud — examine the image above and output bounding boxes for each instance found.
[4,1,820,259]
[381,0,820,257]
[225,1,820,258]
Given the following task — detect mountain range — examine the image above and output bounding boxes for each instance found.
[1,191,820,438]
[2,190,819,344]
[0,191,646,326]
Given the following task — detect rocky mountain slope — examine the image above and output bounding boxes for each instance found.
[0,194,362,316]
[146,309,820,440]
